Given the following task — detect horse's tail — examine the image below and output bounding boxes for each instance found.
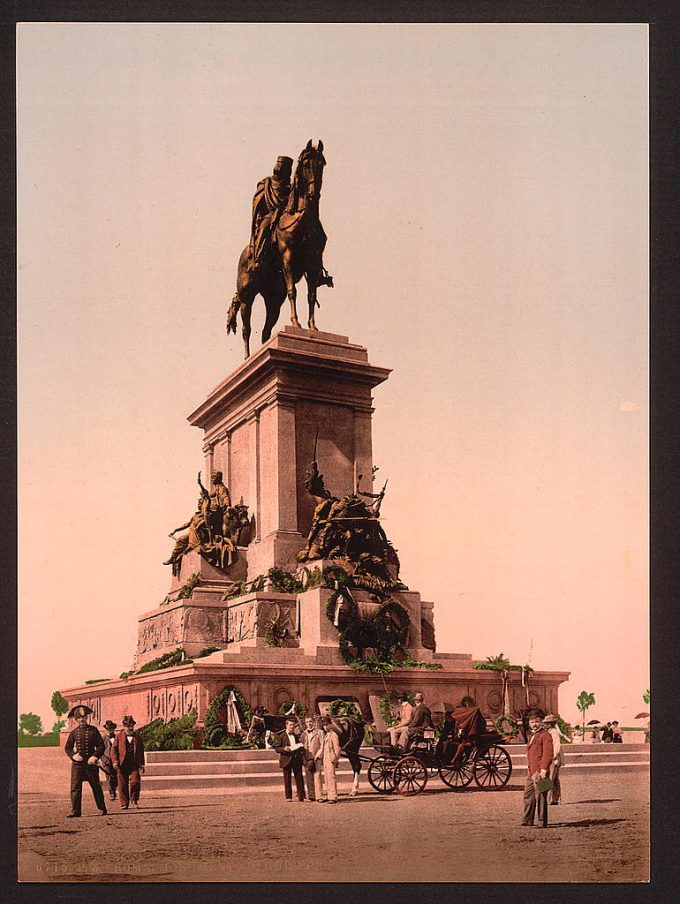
[226,294,240,334]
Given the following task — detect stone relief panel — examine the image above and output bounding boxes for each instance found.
[182,607,223,645]
[421,617,436,651]
[486,691,502,713]
[137,609,183,655]
[257,601,297,639]
[274,687,294,709]
[227,602,258,643]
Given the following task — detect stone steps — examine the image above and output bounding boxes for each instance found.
[139,744,648,792]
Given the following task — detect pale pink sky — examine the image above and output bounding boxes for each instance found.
[17,23,648,729]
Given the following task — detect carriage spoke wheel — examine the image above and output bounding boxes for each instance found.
[473,745,512,790]
[393,756,428,796]
[438,756,475,791]
[367,756,397,794]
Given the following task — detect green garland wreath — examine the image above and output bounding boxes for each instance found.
[203,684,252,748]
[494,715,519,738]
[327,699,363,721]
[277,700,304,717]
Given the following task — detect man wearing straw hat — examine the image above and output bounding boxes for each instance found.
[64,705,107,818]
[543,714,567,805]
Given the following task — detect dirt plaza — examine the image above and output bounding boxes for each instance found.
[18,749,648,883]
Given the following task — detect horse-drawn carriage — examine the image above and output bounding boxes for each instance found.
[366,706,513,796]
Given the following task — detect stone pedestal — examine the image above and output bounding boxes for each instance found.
[187,327,390,575]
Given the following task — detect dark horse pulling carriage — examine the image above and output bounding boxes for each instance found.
[366,706,513,796]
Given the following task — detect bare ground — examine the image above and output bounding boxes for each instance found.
[17,749,649,883]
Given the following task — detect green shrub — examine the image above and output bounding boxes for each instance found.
[138,710,199,751]
[85,678,111,685]
[136,648,189,674]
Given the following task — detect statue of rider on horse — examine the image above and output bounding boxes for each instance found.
[227,140,334,357]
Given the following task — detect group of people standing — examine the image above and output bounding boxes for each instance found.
[273,715,343,803]
[64,705,145,818]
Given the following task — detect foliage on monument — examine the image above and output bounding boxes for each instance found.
[18,713,43,736]
[203,684,252,748]
[643,688,650,705]
[264,624,286,647]
[177,573,200,600]
[277,700,304,717]
[327,699,363,722]
[138,710,200,751]
[196,646,221,658]
[222,574,267,601]
[378,691,416,728]
[137,647,190,674]
[50,690,69,718]
[267,567,304,594]
[473,653,532,673]
[575,690,596,732]
[84,678,111,685]
[400,652,443,670]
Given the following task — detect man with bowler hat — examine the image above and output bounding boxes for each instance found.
[64,705,107,818]
[111,715,145,809]
[99,720,118,801]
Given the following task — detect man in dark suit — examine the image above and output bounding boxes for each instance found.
[272,717,306,802]
[99,720,118,801]
[111,715,145,809]
[64,705,107,818]
[399,692,434,750]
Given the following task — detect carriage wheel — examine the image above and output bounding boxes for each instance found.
[393,756,428,796]
[438,755,475,791]
[473,745,512,790]
[367,756,397,794]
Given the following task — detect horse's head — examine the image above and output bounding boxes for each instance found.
[289,139,326,210]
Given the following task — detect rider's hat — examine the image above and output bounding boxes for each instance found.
[275,155,293,169]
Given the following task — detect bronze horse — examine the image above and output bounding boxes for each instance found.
[227,140,333,357]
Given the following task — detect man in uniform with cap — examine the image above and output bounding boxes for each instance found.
[111,715,146,809]
[64,705,107,818]
[248,155,294,272]
[99,720,118,801]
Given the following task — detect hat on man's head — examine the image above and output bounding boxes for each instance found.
[68,704,94,719]
[276,155,293,168]
[103,720,117,730]
[122,715,136,726]
[543,714,558,723]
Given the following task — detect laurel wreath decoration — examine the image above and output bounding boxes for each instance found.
[203,684,252,747]
[494,715,519,738]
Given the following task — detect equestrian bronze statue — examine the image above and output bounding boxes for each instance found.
[227,140,333,357]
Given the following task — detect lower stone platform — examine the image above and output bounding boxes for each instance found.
[60,657,570,731]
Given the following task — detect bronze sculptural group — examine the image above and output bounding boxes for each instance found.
[297,455,403,597]
[227,140,333,357]
[164,472,252,577]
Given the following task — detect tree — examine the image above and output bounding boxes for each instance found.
[643,688,650,705]
[52,720,66,733]
[50,691,69,719]
[18,713,43,736]
[575,691,596,735]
